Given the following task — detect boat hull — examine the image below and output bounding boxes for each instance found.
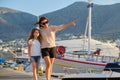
[55,58,106,70]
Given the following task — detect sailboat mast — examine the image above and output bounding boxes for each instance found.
[88,0,92,55]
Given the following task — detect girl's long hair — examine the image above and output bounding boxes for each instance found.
[27,28,41,43]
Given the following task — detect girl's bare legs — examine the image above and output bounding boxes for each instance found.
[36,61,40,74]
[31,59,38,80]
[44,56,51,80]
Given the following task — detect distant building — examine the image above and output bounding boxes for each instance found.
[69,35,78,39]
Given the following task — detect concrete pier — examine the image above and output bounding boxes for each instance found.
[0,68,60,80]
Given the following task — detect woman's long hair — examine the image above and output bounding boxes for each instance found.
[34,16,48,28]
[27,28,41,43]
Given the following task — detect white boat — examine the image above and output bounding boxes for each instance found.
[54,0,120,72]
[55,39,119,72]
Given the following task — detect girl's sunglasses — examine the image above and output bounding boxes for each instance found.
[41,21,48,25]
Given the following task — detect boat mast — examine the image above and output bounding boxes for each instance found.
[88,0,93,55]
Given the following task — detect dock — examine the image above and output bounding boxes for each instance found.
[0,68,61,80]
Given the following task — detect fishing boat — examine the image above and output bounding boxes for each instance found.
[54,0,119,72]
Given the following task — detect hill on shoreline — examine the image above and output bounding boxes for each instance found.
[0,2,120,41]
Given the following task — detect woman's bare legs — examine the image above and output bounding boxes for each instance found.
[50,58,55,77]
[44,56,51,80]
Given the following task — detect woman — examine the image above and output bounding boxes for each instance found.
[27,28,41,80]
[36,16,76,80]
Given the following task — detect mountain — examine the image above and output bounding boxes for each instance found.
[0,7,37,41]
[40,2,120,41]
[0,2,120,41]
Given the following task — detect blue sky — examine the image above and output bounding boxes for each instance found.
[0,0,120,16]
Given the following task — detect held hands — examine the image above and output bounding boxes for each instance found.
[30,57,34,62]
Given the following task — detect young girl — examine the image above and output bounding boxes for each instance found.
[27,28,41,80]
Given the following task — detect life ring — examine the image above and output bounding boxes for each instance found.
[56,46,66,55]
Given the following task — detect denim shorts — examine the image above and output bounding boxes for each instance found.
[31,56,40,63]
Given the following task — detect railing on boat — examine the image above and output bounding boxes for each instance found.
[63,52,118,63]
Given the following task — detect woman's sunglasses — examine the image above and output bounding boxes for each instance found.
[41,21,48,25]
